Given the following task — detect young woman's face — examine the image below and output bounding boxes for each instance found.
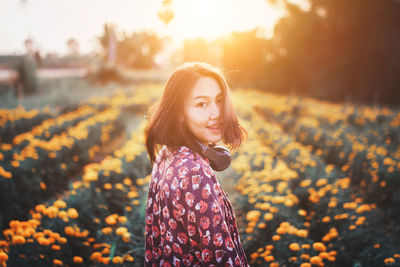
[183,76,223,145]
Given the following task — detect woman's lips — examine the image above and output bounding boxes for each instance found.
[206,124,221,133]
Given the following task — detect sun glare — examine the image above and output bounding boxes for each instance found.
[169,0,285,41]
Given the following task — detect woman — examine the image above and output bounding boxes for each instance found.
[144,62,249,266]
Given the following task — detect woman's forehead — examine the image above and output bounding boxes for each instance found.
[189,76,222,99]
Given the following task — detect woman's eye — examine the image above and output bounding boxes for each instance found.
[196,102,207,107]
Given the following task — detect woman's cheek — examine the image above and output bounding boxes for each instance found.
[191,109,207,125]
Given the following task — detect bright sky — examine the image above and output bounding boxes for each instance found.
[0,0,309,55]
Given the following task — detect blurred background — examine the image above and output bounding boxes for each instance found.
[1,0,399,108]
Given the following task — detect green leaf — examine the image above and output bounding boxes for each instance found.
[109,239,117,260]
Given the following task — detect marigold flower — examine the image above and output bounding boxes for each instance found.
[0,250,8,262]
[289,243,300,251]
[272,235,281,241]
[310,256,323,265]
[384,258,395,265]
[313,242,327,252]
[90,252,102,261]
[298,209,307,216]
[118,216,127,224]
[301,254,310,260]
[246,210,261,222]
[104,183,112,190]
[54,200,67,209]
[116,227,128,236]
[297,229,308,238]
[73,256,83,263]
[51,244,61,250]
[128,191,138,198]
[276,227,287,235]
[46,206,58,218]
[51,259,62,265]
[64,226,75,236]
[101,257,110,264]
[264,213,273,221]
[102,227,112,235]
[250,252,258,261]
[264,255,275,262]
[37,236,50,246]
[112,256,123,264]
[105,214,117,225]
[67,208,79,219]
[58,237,67,244]
[258,222,266,229]
[12,235,26,245]
[124,255,134,262]
[115,183,124,190]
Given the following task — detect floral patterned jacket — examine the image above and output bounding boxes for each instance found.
[145,145,249,266]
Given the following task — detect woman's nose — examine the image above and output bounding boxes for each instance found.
[210,101,220,119]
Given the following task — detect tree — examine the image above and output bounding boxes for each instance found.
[97,24,165,69]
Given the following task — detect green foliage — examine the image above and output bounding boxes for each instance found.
[98,24,165,69]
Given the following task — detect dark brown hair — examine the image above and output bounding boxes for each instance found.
[145,62,247,163]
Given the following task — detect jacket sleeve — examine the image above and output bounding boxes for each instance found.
[178,160,245,266]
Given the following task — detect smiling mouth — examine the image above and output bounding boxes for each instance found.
[206,125,221,132]
[207,124,221,129]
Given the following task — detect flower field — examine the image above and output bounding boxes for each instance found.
[0,84,399,266]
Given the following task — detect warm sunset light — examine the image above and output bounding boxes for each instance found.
[0,0,310,54]
[169,0,285,41]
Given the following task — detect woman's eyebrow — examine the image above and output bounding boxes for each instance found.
[193,93,222,101]
[193,96,209,101]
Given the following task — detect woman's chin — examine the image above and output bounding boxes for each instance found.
[205,136,222,144]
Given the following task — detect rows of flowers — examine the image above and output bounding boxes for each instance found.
[247,90,400,225]
[1,82,399,266]
[0,106,53,144]
[0,84,165,266]
[0,120,152,266]
[248,89,400,130]
[0,106,124,231]
[229,91,400,266]
[251,89,400,161]
[0,83,163,235]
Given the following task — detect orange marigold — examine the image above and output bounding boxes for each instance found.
[112,256,123,264]
[384,258,395,265]
[313,242,327,252]
[67,208,79,219]
[73,256,83,263]
[64,226,75,236]
[289,243,300,251]
[12,235,26,245]
[90,251,102,261]
[53,259,63,265]
[310,256,323,265]
[0,250,8,262]
[54,200,67,209]
[58,237,67,244]
[119,216,127,224]
[272,235,281,241]
[105,214,117,225]
[264,255,275,262]
[297,229,308,238]
[116,227,128,236]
